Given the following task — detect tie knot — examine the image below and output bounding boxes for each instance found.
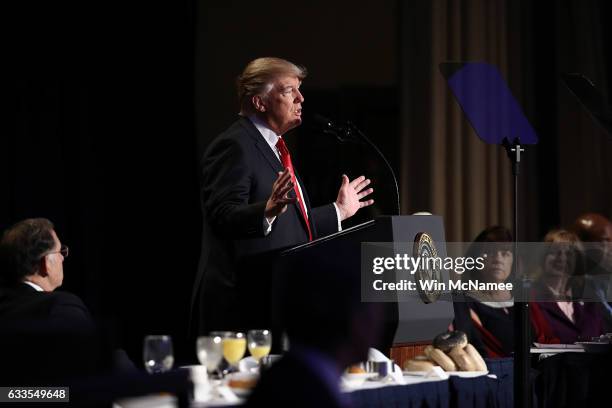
[276,137,291,158]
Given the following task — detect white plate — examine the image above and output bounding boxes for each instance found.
[574,342,612,353]
[344,373,378,380]
[402,370,429,376]
[446,370,489,377]
[343,372,378,386]
[403,370,488,378]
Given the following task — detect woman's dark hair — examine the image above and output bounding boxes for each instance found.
[466,226,513,257]
[463,226,513,282]
[0,218,55,286]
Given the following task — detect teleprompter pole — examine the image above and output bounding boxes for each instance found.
[503,137,531,408]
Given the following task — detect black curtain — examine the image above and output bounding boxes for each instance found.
[4,1,199,365]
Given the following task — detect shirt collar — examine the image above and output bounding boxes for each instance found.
[23,280,44,292]
[248,115,281,158]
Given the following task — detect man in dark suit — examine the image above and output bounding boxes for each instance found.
[193,57,375,335]
[0,217,94,329]
[0,217,101,383]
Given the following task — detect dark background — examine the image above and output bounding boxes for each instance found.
[3,1,611,365]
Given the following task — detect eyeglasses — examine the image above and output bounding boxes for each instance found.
[46,245,69,258]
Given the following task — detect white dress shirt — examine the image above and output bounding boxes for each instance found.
[23,280,44,292]
[248,115,342,235]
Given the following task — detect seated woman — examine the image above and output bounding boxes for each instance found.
[453,226,516,358]
[532,229,604,343]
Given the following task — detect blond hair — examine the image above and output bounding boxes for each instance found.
[236,57,307,115]
[539,229,585,281]
[544,229,581,246]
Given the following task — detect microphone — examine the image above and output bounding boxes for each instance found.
[311,114,361,143]
[308,113,401,215]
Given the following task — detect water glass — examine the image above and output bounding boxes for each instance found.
[143,335,174,374]
[196,335,223,375]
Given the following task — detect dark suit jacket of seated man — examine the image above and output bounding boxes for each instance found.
[193,57,375,335]
[0,282,95,333]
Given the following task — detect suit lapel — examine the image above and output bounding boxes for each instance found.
[238,117,284,174]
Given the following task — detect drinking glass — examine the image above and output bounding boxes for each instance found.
[247,330,272,362]
[196,335,223,376]
[143,335,174,374]
[222,332,246,372]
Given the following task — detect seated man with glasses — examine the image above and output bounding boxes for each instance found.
[0,217,94,329]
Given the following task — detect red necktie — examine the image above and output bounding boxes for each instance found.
[276,137,313,241]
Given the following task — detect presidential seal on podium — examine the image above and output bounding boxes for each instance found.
[413,232,442,303]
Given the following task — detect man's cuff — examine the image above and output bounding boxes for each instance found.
[263,215,277,236]
[332,203,342,232]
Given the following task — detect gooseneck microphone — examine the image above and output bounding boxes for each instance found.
[310,114,401,215]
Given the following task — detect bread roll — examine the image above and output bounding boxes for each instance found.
[429,348,457,371]
[433,331,468,352]
[448,346,476,371]
[228,377,257,389]
[464,343,487,372]
[403,358,435,372]
[348,364,366,374]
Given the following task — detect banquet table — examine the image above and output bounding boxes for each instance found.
[116,358,513,408]
[347,358,513,408]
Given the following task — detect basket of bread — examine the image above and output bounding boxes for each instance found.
[403,331,487,374]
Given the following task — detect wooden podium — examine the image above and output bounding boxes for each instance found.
[236,215,455,356]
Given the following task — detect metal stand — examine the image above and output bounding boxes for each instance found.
[503,137,531,408]
[346,122,401,216]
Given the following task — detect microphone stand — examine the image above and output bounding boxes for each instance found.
[503,136,531,408]
[342,121,401,216]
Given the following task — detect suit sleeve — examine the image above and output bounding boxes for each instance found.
[311,203,339,238]
[201,137,267,239]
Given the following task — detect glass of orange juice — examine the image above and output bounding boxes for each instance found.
[222,332,247,372]
[247,329,272,363]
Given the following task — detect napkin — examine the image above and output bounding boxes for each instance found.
[426,366,450,380]
[216,385,241,403]
[239,356,259,373]
[367,348,405,384]
[184,365,211,402]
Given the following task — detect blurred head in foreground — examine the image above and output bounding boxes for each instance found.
[278,246,385,367]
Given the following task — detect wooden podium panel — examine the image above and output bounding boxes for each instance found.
[389,341,433,367]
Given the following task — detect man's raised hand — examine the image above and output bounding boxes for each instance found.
[335,175,374,221]
[265,168,297,218]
